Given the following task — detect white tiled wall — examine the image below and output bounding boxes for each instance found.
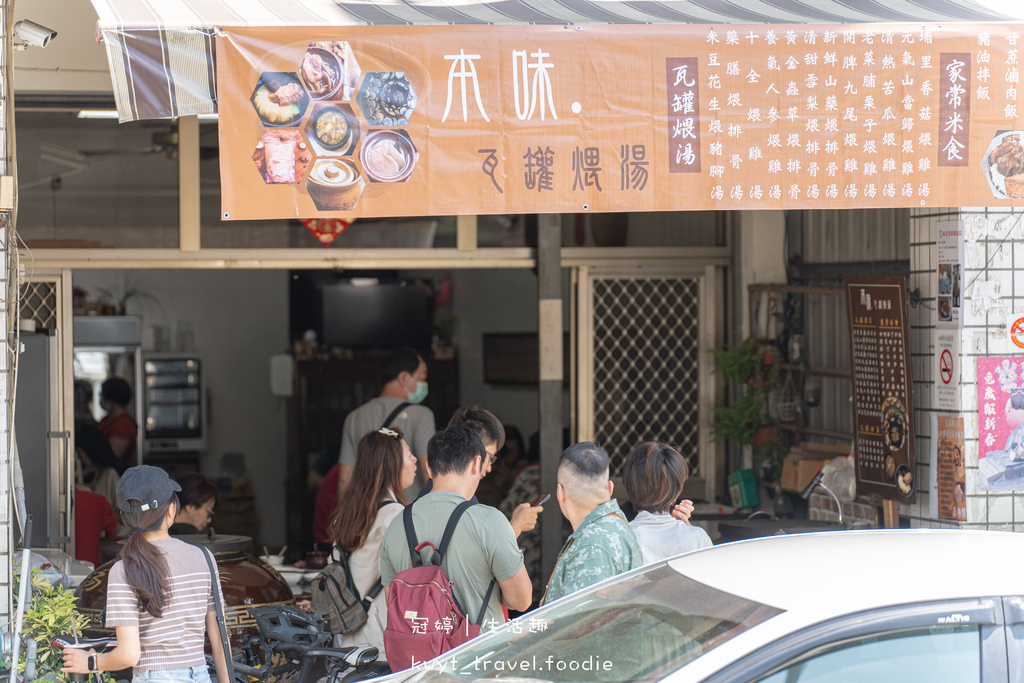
[907,207,1024,532]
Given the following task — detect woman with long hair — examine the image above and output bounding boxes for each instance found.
[62,465,231,683]
[621,442,712,565]
[329,427,418,654]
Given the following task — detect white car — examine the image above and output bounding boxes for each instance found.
[394,530,1024,682]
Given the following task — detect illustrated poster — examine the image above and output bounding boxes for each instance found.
[976,356,1024,490]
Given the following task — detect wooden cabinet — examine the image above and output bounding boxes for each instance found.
[286,357,459,548]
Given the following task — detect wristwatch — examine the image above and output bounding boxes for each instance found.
[87,653,99,673]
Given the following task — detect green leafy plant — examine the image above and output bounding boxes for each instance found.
[12,567,92,682]
[709,337,786,478]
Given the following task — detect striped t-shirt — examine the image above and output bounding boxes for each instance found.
[105,537,222,672]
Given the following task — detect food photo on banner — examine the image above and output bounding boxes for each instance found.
[977,356,1024,491]
[216,23,1024,220]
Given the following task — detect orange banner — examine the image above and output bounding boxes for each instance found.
[217,23,1024,219]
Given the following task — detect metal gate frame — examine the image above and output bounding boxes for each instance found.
[18,269,75,556]
[574,265,720,504]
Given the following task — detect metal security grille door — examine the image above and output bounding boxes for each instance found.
[20,281,58,329]
[577,267,718,503]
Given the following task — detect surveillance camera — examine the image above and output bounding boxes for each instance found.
[14,20,57,48]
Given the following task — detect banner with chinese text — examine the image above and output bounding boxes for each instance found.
[218,23,1024,219]
[977,357,1024,491]
[846,277,915,502]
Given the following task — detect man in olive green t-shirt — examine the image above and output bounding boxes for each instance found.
[380,424,532,630]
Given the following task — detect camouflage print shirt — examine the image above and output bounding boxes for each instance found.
[542,499,642,604]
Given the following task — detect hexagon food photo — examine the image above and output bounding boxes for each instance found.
[252,130,312,184]
[359,130,418,182]
[250,72,309,126]
[357,72,417,126]
[305,158,364,211]
[304,102,360,156]
[300,41,361,101]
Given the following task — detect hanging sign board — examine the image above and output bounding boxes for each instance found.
[976,356,1024,490]
[846,276,915,502]
[217,23,1024,219]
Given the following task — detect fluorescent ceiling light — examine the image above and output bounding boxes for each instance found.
[77,109,119,119]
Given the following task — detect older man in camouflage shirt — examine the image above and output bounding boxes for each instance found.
[542,442,642,604]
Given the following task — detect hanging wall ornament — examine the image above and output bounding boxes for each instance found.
[301,218,352,247]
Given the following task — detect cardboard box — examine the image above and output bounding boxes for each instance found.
[780,456,830,493]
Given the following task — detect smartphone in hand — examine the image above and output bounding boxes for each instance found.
[530,493,550,507]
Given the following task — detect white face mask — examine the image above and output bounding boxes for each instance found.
[407,381,428,404]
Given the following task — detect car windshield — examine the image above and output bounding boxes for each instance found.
[402,563,783,682]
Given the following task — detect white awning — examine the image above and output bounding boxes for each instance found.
[89,0,1024,121]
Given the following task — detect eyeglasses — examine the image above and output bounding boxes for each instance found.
[378,427,400,439]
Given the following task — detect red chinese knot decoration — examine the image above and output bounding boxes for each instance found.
[301,218,352,247]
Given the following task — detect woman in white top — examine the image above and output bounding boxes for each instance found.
[622,442,713,565]
[329,427,418,655]
[61,465,231,683]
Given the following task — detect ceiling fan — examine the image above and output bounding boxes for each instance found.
[74,127,220,161]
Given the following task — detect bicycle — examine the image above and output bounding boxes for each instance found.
[51,634,119,683]
[220,605,391,683]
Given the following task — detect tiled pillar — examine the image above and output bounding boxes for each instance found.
[908,207,1024,531]
[959,208,1024,532]
[907,207,944,527]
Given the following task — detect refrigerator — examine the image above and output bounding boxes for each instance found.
[72,316,145,464]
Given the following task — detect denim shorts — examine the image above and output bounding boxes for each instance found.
[134,665,211,683]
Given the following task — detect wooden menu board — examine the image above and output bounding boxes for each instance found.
[846,276,916,502]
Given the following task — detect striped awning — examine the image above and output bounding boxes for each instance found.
[91,0,1024,122]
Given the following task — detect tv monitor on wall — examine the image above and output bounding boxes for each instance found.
[321,281,432,349]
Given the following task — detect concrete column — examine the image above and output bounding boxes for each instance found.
[536,214,563,582]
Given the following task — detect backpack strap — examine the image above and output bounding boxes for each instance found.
[474,580,496,627]
[201,547,235,683]
[382,402,411,429]
[403,503,422,566]
[362,500,402,603]
[436,500,477,562]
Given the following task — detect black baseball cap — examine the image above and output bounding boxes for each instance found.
[116,465,181,513]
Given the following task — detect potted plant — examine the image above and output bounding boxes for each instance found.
[709,337,786,479]
[12,567,92,681]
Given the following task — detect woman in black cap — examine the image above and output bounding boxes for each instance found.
[62,465,231,683]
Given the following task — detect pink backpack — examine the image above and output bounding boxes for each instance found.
[383,501,495,672]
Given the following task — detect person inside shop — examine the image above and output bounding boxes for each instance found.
[76,420,125,515]
[74,459,119,568]
[99,377,139,469]
[169,473,218,535]
[621,441,710,565]
[336,347,436,499]
[328,426,418,655]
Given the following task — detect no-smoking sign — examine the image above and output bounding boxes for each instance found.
[939,349,954,384]
[934,331,959,412]
[1011,316,1024,350]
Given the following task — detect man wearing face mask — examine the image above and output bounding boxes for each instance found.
[336,347,435,501]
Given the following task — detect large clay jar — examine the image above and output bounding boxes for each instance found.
[75,532,295,641]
